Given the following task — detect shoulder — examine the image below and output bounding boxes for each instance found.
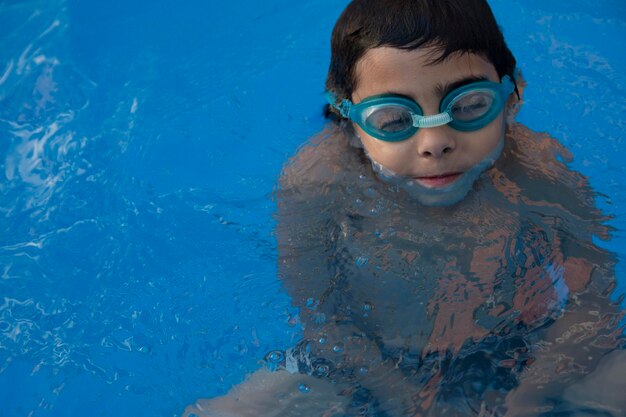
[502,122,574,179]
[494,123,601,220]
[278,124,364,192]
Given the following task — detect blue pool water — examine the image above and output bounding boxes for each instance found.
[1,0,625,416]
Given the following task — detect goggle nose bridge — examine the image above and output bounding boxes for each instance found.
[412,112,453,129]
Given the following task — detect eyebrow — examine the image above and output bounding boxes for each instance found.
[434,75,490,98]
[356,75,492,104]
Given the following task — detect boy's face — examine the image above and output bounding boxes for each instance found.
[352,47,506,190]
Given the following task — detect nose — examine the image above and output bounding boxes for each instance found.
[415,126,457,158]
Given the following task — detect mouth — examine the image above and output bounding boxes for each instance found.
[412,172,462,188]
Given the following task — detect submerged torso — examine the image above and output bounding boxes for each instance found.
[274,123,621,416]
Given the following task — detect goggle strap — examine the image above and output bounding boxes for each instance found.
[325,92,352,118]
[339,100,352,118]
[413,112,453,128]
[501,75,515,95]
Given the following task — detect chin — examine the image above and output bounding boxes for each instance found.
[404,180,473,207]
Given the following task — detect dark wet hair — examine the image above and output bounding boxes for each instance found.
[325,0,518,118]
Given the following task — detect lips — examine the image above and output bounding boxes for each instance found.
[413,172,462,188]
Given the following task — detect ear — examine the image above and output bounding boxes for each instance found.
[505,69,526,124]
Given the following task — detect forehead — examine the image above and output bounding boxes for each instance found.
[353,46,498,100]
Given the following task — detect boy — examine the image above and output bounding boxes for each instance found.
[185,1,624,415]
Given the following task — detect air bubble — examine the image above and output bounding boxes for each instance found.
[315,364,331,376]
[355,256,368,267]
[265,350,285,372]
[359,366,369,375]
[265,350,285,363]
[332,343,344,353]
[298,383,311,393]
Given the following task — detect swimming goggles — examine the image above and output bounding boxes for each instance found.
[326,75,515,142]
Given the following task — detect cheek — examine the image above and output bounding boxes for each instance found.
[357,129,411,168]
[467,115,505,156]
[488,115,506,146]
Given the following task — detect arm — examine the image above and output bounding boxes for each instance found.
[182,367,350,417]
[495,124,625,415]
[275,128,426,416]
[184,127,423,417]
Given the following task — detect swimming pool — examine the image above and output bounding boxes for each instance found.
[1,0,624,416]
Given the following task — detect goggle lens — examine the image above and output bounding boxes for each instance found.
[449,89,496,123]
[365,105,414,134]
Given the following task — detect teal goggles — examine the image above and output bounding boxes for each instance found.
[326,75,515,142]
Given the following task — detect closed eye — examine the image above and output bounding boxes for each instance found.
[453,102,488,114]
[380,117,410,131]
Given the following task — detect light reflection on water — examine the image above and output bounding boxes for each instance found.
[0,0,625,416]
